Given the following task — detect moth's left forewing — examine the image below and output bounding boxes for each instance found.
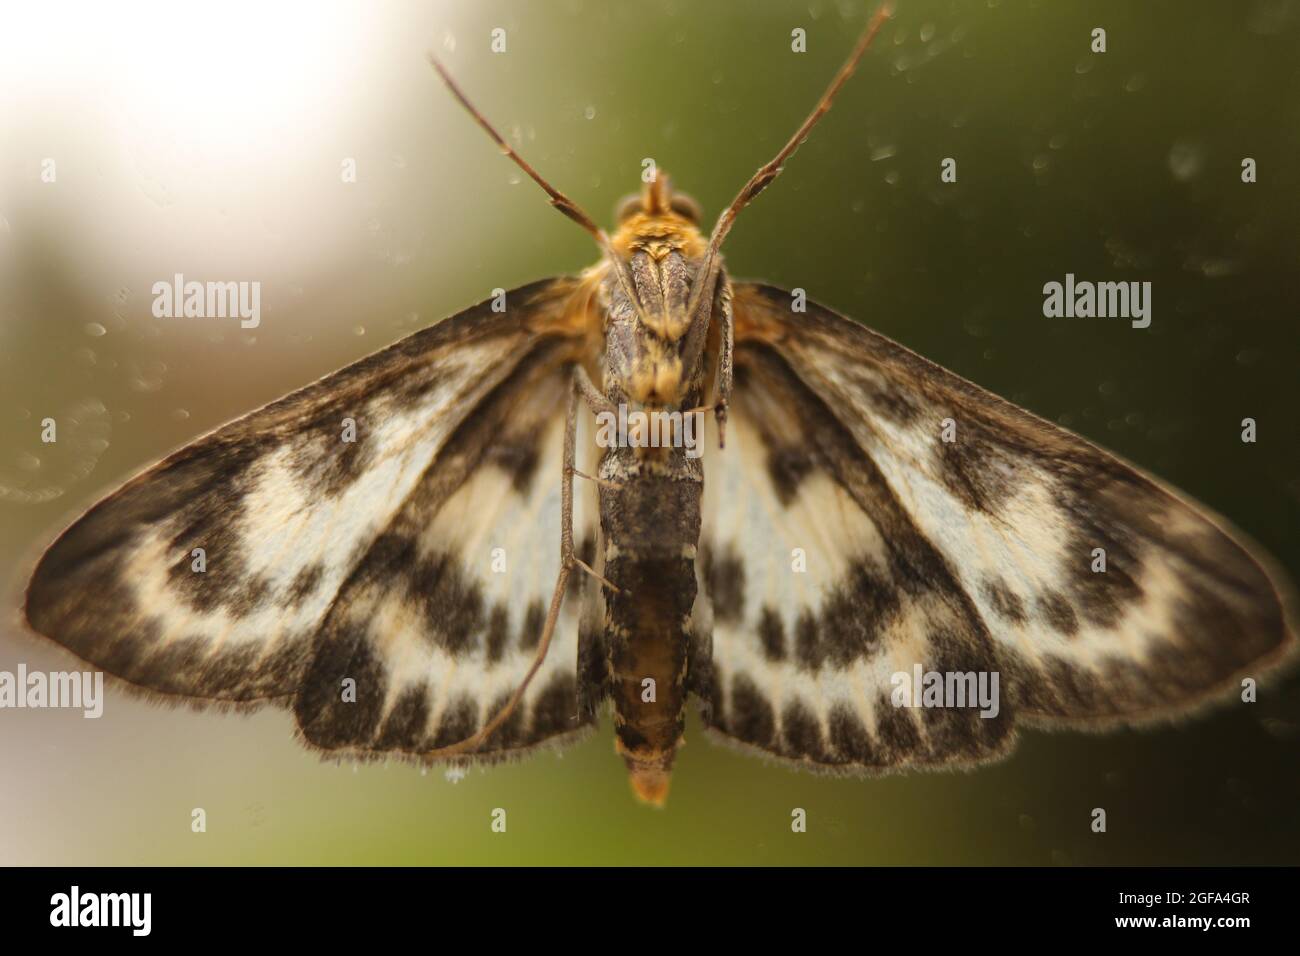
[25,315,537,702]
[293,357,604,762]
[25,277,604,766]
[697,282,1293,774]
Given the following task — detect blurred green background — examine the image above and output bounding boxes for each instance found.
[1,0,1297,865]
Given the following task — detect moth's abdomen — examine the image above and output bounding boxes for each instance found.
[598,456,702,806]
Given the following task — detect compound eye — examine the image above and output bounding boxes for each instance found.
[615,193,642,222]
[669,193,702,224]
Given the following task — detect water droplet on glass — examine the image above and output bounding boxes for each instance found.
[1260,717,1298,740]
[128,360,167,393]
[1198,257,1238,278]
[1167,140,1204,183]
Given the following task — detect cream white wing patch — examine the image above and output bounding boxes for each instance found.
[293,383,603,760]
[697,355,1015,773]
[698,282,1294,775]
[24,279,590,740]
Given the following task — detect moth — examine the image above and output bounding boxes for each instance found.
[24,5,1295,806]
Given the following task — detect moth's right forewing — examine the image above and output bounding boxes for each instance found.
[699,282,1294,773]
[25,277,587,708]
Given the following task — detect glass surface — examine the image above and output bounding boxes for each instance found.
[1,0,1296,865]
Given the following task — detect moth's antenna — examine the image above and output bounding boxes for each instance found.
[430,52,654,327]
[428,53,605,242]
[709,1,892,253]
[683,2,892,330]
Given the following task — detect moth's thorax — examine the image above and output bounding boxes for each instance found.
[597,178,714,411]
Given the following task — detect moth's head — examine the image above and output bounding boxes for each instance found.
[613,173,704,234]
[603,174,711,409]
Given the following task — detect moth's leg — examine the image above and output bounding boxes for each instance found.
[570,467,618,490]
[558,378,617,593]
[714,283,734,447]
[420,373,611,758]
[573,363,615,416]
[565,367,621,586]
[662,278,733,450]
[417,384,580,757]
[568,365,625,493]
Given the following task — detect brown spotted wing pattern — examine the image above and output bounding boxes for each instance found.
[26,278,603,763]
[694,283,1295,774]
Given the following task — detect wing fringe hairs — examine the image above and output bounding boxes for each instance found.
[24,278,605,768]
